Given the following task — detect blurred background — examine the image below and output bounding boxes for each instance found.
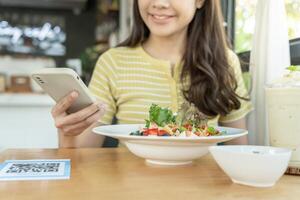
[0,0,299,149]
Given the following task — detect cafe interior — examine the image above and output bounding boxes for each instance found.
[0,0,300,198]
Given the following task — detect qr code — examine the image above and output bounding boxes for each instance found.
[6,163,60,173]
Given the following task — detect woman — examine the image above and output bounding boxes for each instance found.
[51,0,252,147]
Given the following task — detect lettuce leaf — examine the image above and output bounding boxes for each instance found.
[146,104,176,128]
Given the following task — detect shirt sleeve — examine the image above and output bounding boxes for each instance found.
[218,50,253,123]
[88,50,118,125]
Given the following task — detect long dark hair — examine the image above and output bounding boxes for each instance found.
[119,0,246,117]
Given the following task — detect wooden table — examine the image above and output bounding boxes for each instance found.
[0,148,299,200]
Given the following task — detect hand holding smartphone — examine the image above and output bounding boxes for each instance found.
[32,68,105,147]
[32,67,96,113]
[31,68,106,137]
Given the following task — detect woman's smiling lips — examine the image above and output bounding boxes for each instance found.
[148,13,175,24]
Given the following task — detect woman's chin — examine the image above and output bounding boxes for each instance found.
[149,29,179,38]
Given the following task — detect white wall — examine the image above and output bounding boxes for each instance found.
[0,94,58,149]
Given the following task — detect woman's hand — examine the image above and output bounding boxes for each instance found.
[51,91,106,136]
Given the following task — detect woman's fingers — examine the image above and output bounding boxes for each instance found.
[62,109,106,136]
[51,91,78,118]
[51,91,107,136]
[56,102,105,127]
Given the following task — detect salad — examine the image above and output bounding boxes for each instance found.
[130,103,224,137]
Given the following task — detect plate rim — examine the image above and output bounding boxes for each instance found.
[93,124,248,142]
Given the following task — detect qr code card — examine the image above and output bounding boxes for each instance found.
[0,159,70,181]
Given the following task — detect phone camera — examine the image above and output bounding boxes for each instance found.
[36,77,44,84]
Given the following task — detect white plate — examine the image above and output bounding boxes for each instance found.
[93,124,248,166]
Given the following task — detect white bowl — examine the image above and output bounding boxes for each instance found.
[93,124,248,166]
[209,145,292,187]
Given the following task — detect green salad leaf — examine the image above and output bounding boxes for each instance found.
[207,127,216,134]
[146,104,176,128]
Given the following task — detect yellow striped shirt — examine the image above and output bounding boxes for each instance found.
[88,45,252,126]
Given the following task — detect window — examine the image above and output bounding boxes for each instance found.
[235,0,300,53]
[286,0,300,40]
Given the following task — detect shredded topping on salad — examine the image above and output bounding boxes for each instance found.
[130,103,224,137]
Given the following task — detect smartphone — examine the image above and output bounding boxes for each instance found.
[31,68,96,113]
